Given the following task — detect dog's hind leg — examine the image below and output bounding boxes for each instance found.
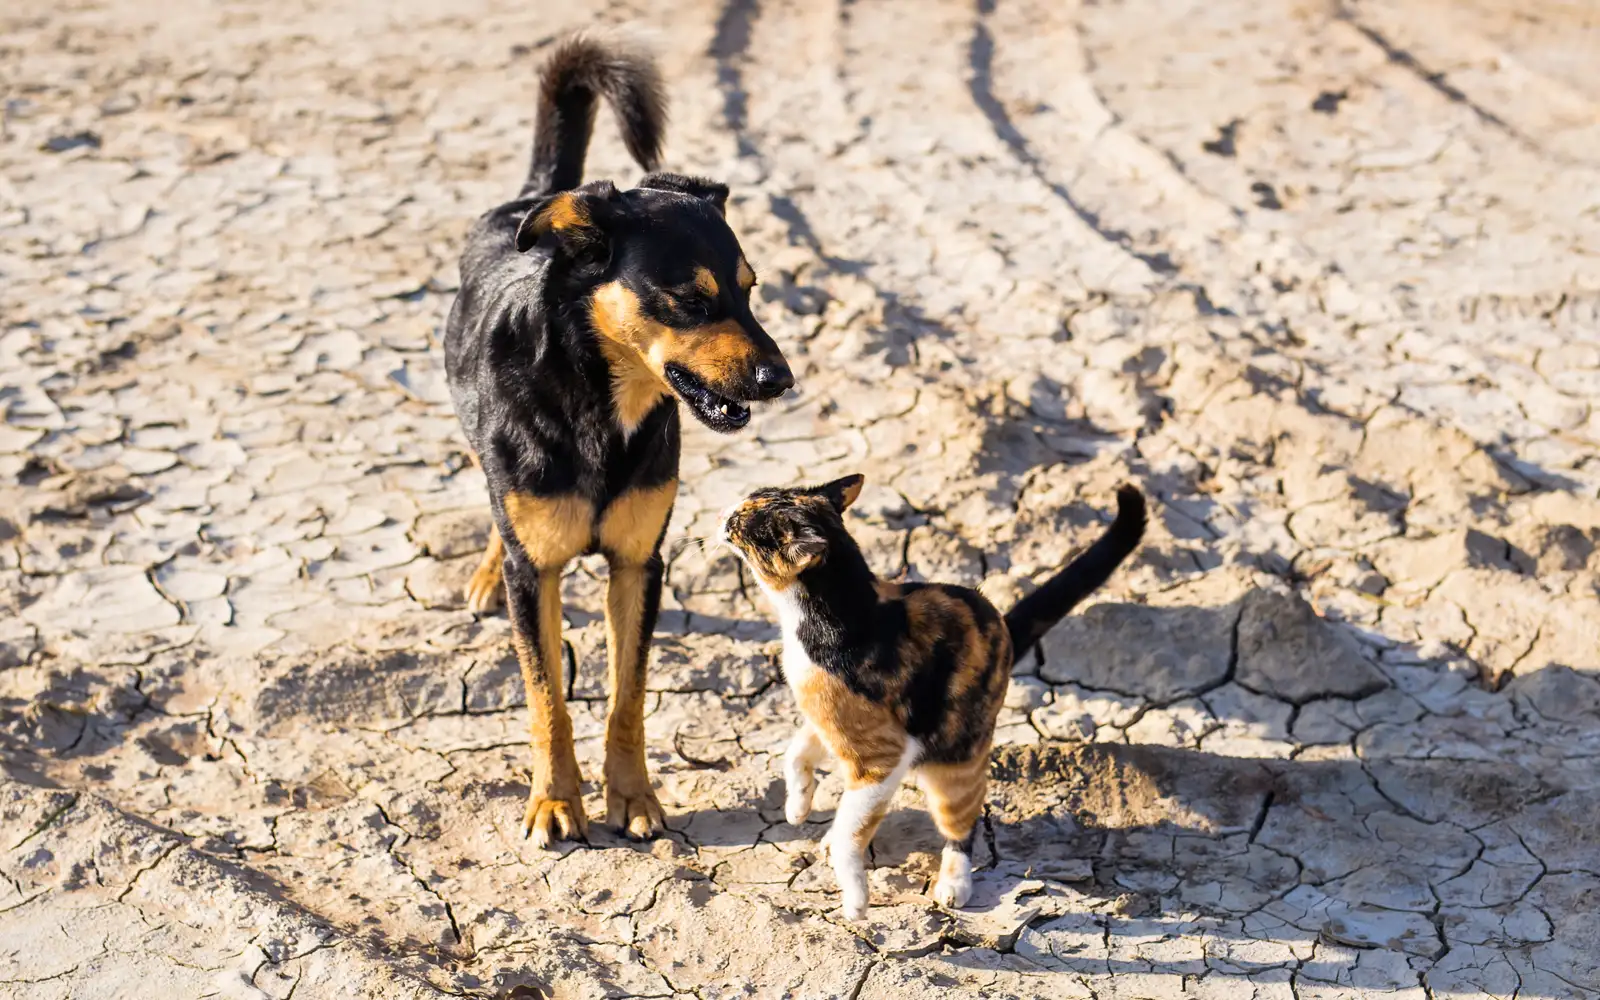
[465,523,504,613]
[597,479,678,839]
[462,448,505,613]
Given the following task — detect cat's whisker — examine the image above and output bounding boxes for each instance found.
[676,535,719,556]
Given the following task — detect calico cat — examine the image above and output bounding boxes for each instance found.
[720,476,1145,919]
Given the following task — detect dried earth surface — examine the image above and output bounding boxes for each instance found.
[3,0,1600,997]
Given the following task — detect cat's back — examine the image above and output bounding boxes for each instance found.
[875,581,1013,758]
[876,580,1006,639]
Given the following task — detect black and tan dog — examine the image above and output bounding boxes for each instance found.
[444,34,793,847]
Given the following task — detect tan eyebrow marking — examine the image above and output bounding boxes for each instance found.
[694,266,719,297]
[736,259,756,290]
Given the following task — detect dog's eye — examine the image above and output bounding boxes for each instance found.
[572,244,609,273]
[677,295,716,322]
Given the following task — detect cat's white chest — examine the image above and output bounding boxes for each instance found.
[780,635,817,693]
[765,586,818,693]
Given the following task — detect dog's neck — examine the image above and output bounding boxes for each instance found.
[592,334,669,438]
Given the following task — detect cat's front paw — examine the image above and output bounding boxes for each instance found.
[933,846,974,908]
[829,839,870,920]
[784,784,815,826]
[840,892,869,921]
[838,867,869,920]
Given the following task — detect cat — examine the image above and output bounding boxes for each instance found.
[719,474,1146,919]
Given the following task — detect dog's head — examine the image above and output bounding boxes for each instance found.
[516,174,793,432]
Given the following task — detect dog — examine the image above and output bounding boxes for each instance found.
[444,33,794,847]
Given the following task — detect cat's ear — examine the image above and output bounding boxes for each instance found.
[782,525,828,573]
[818,474,865,513]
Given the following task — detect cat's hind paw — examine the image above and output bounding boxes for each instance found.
[932,870,973,909]
[933,846,974,909]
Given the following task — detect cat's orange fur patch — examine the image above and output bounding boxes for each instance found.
[794,670,907,785]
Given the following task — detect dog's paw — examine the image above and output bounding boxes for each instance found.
[605,786,665,841]
[523,792,588,849]
[465,559,503,614]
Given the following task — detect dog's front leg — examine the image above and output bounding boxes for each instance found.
[601,554,666,838]
[598,479,677,839]
[504,556,587,848]
[498,490,593,848]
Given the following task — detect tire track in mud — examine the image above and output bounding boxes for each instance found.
[966,0,1180,277]
[708,0,962,357]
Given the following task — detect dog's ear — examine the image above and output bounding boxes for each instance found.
[515,180,622,257]
[638,172,729,216]
[817,474,865,513]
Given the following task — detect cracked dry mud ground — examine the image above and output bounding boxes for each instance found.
[2,0,1599,996]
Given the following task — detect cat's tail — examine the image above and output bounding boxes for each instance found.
[522,32,667,196]
[1004,485,1147,653]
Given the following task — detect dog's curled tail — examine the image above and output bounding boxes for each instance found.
[1004,485,1147,654]
[525,32,667,195]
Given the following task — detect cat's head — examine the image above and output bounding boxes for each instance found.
[719,474,865,589]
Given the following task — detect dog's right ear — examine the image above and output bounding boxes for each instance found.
[515,180,621,254]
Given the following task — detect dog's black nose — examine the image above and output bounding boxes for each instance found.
[753,362,794,399]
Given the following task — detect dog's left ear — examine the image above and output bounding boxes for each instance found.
[515,180,621,254]
[818,474,865,513]
[638,172,729,216]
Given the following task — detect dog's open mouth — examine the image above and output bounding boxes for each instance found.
[664,363,752,432]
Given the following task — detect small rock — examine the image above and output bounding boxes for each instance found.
[404,554,477,610]
[41,131,101,153]
[1373,528,1516,590]
[100,93,139,115]
[944,867,1082,950]
[1325,904,1444,958]
[411,509,490,560]
[1235,589,1388,704]
[1507,666,1600,723]
[1039,602,1236,702]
